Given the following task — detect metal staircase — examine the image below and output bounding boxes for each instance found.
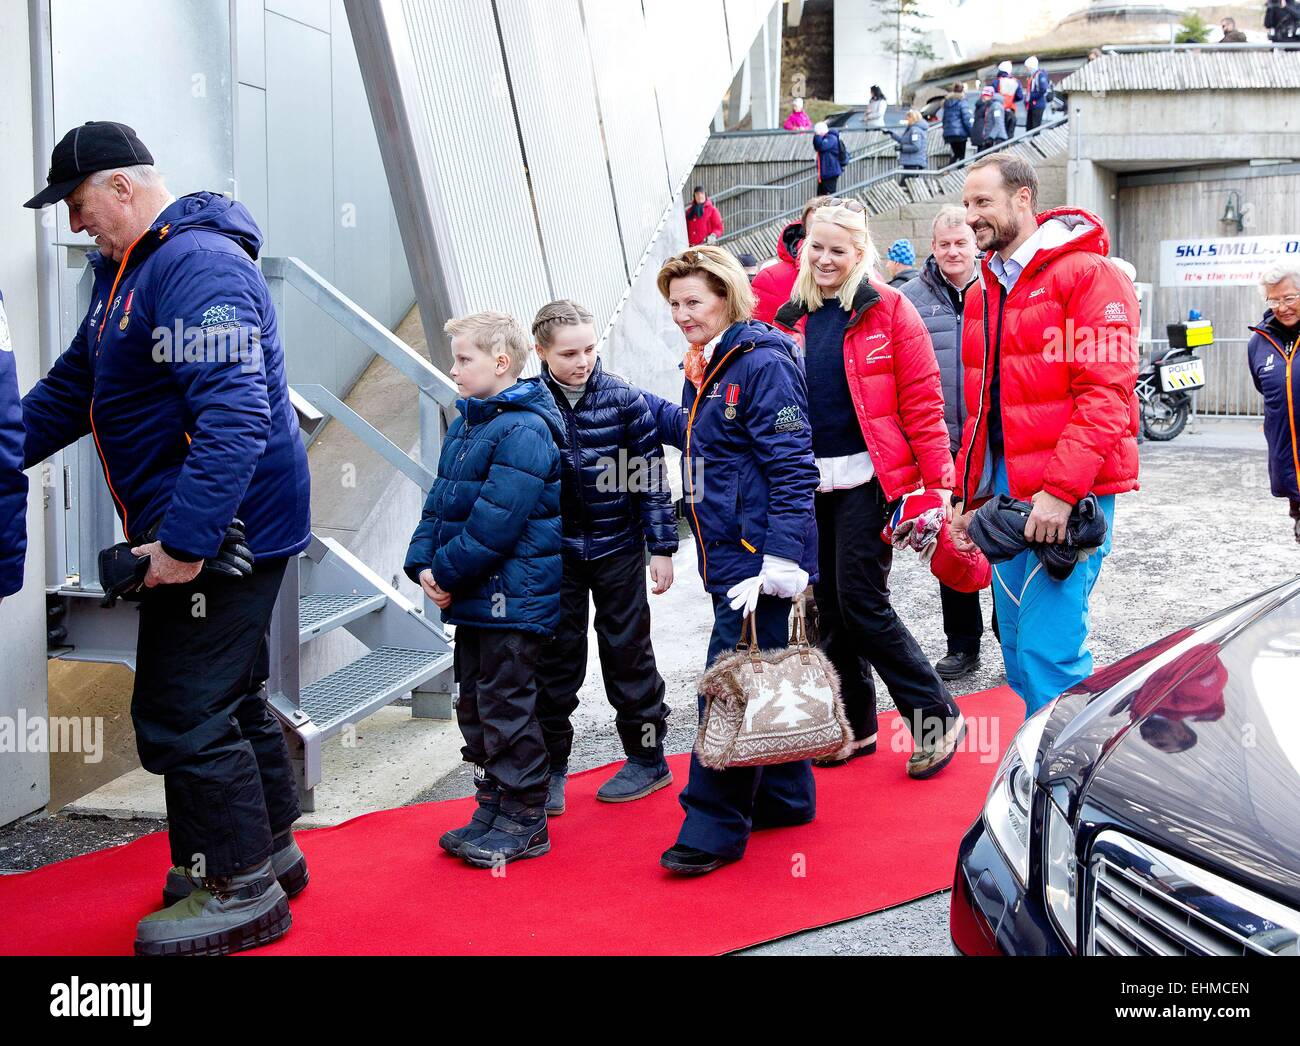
[46,255,459,812]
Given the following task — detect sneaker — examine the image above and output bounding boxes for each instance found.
[813,733,877,768]
[135,858,291,957]
[162,829,308,908]
[596,756,672,803]
[934,651,980,681]
[545,767,567,816]
[439,779,502,856]
[907,714,967,780]
[659,844,733,875]
[459,802,550,868]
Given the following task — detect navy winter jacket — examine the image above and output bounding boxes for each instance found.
[814,129,847,180]
[22,192,311,562]
[404,377,564,636]
[972,96,1007,148]
[643,321,819,594]
[941,96,974,140]
[542,358,677,562]
[888,123,928,167]
[901,256,971,453]
[1247,312,1300,502]
[0,291,27,597]
[1027,69,1052,112]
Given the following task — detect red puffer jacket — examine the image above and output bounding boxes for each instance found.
[753,221,803,324]
[774,279,955,500]
[954,207,1140,507]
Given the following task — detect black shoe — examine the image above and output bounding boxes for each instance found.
[935,651,980,680]
[659,844,733,875]
[439,778,501,856]
[545,767,567,817]
[596,756,672,803]
[813,733,877,768]
[459,803,550,868]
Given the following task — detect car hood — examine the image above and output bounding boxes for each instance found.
[1039,576,1300,904]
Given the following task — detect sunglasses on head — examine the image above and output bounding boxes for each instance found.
[824,197,865,213]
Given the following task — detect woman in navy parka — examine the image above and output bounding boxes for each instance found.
[1248,263,1300,542]
[640,245,820,876]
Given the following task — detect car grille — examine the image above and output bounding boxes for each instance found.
[1085,831,1300,956]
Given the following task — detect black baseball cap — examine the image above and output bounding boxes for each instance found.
[24,121,155,209]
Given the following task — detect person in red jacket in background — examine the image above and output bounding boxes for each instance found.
[951,153,1140,714]
[775,199,966,780]
[685,187,724,246]
[752,194,831,324]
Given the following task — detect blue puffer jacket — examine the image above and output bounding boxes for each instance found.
[22,192,311,562]
[888,122,928,167]
[542,358,677,562]
[814,129,846,180]
[901,255,971,453]
[1027,69,1052,112]
[0,291,27,597]
[1247,312,1300,502]
[404,377,564,636]
[643,321,819,594]
[941,95,974,140]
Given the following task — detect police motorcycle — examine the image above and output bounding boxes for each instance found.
[1137,320,1208,442]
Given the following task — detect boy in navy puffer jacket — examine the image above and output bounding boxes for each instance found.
[531,300,679,817]
[404,311,563,868]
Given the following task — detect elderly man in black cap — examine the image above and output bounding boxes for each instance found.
[23,121,312,955]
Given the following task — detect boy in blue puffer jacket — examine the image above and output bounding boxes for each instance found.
[531,300,679,817]
[404,311,564,868]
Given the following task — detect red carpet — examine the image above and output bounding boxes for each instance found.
[0,687,1022,956]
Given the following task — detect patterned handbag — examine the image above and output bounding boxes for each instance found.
[694,596,852,770]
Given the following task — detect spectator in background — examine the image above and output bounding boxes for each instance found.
[883,239,919,288]
[752,194,831,324]
[1087,48,1102,62]
[685,187,723,246]
[993,60,1023,139]
[813,121,848,194]
[1024,56,1051,131]
[972,85,1007,152]
[900,208,983,679]
[784,96,813,131]
[1247,262,1300,543]
[865,85,888,129]
[1220,16,1248,41]
[736,252,759,281]
[941,82,974,163]
[887,109,929,171]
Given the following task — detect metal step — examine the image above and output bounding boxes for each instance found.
[299,646,453,735]
[298,592,387,643]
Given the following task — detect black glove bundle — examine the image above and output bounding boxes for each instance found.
[97,519,254,607]
[968,494,1108,581]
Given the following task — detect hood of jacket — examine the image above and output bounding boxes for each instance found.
[778,221,805,265]
[460,375,565,442]
[89,191,264,278]
[980,206,1110,288]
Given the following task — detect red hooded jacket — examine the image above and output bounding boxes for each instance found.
[954,207,1140,507]
[774,279,955,501]
[685,199,724,246]
[753,221,803,324]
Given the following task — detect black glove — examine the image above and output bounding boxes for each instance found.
[205,518,254,579]
[98,543,150,607]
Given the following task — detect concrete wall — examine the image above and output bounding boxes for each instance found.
[0,2,52,825]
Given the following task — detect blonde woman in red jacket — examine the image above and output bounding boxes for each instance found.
[775,200,967,779]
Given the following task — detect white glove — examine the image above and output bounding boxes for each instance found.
[726,575,763,617]
[758,555,809,600]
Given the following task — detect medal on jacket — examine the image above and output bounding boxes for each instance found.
[724,383,740,419]
[118,289,133,331]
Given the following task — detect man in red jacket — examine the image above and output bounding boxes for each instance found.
[951,153,1139,713]
[685,187,724,246]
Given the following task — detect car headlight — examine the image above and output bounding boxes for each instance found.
[1044,800,1079,951]
[982,701,1054,886]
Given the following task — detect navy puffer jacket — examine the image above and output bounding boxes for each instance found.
[941,95,974,140]
[1247,312,1300,502]
[901,255,970,453]
[542,358,677,562]
[404,377,564,636]
[0,291,26,597]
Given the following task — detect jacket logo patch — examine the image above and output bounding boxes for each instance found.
[863,342,892,361]
[774,404,804,433]
[202,304,238,327]
[706,381,722,399]
[1103,301,1129,323]
[1027,288,1045,299]
[1264,354,1276,372]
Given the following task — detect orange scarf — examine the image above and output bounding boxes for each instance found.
[684,344,707,389]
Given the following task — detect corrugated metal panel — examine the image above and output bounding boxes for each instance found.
[400,0,550,323]
[1059,49,1300,94]
[496,0,627,333]
[583,0,675,273]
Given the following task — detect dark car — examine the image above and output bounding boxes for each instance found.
[952,575,1300,956]
[825,104,906,131]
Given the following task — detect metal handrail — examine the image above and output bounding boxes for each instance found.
[719,115,1069,244]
